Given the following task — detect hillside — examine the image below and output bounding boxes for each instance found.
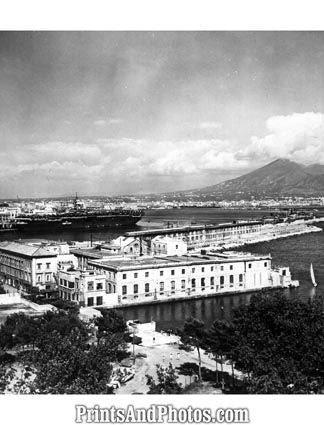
[195,159,324,198]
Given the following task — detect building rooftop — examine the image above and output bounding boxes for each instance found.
[70,247,114,259]
[89,251,271,271]
[0,242,56,258]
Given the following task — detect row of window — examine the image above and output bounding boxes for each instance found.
[121,263,267,280]
[87,281,103,291]
[37,262,51,270]
[121,274,245,295]
[59,278,104,291]
[37,273,51,282]
[59,291,103,306]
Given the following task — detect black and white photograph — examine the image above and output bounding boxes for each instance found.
[0,2,323,423]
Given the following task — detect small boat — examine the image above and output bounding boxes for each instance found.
[310,263,317,287]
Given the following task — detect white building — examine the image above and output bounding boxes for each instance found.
[151,236,187,256]
[58,269,115,307]
[102,236,148,256]
[0,242,58,292]
[0,240,78,293]
[85,251,297,308]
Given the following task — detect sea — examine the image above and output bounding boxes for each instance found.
[1,208,323,330]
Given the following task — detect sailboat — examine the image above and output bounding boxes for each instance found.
[310,263,317,287]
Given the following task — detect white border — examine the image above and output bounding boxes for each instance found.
[1,2,323,424]
[0,0,323,31]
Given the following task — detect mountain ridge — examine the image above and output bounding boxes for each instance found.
[191,159,324,198]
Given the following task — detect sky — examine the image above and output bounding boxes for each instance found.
[1,31,324,198]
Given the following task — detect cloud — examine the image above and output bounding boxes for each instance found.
[94,119,106,126]
[195,121,223,130]
[94,118,123,126]
[3,111,324,196]
[245,112,324,164]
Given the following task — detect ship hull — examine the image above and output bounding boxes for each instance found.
[15,214,143,232]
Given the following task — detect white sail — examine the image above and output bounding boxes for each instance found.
[310,263,317,287]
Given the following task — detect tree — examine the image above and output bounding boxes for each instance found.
[204,319,237,385]
[146,363,182,394]
[0,313,39,350]
[95,309,128,341]
[36,310,89,350]
[29,329,116,394]
[179,318,206,380]
[177,362,198,385]
[230,292,324,393]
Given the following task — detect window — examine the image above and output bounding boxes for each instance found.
[171,280,175,291]
[37,263,41,270]
[122,285,127,295]
[171,269,175,276]
[159,282,164,293]
[220,276,225,286]
[88,282,94,291]
[191,278,196,289]
[192,267,195,273]
[211,266,214,271]
[46,274,50,281]
[96,296,103,306]
[175,244,178,249]
[123,273,127,279]
[181,279,186,289]
[201,278,205,289]
[37,275,41,282]
[201,267,205,272]
[264,262,268,267]
[97,282,103,290]
[145,283,150,293]
[134,272,138,278]
[230,265,233,270]
[182,269,185,274]
[145,271,149,277]
[46,263,50,269]
[248,263,252,269]
[133,284,138,294]
[87,297,94,307]
[220,266,224,271]
[160,270,164,276]
[239,274,243,284]
[68,281,74,289]
[229,275,234,285]
[210,276,214,286]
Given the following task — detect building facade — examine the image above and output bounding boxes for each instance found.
[0,242,57,292]
[151,236,187,256]
[126,221,263,250]
[86,251,297,308]
[58,269,115,307]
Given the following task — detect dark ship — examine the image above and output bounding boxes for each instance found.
[14,197,144,232]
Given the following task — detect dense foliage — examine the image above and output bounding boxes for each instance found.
[181,293,324,394]
[230,293,324,393]
[146,363,183,394]
[0,308,129,394]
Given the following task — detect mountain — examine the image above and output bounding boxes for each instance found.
[195,159,324,198]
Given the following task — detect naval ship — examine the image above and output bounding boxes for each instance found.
[14,197,144,232]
